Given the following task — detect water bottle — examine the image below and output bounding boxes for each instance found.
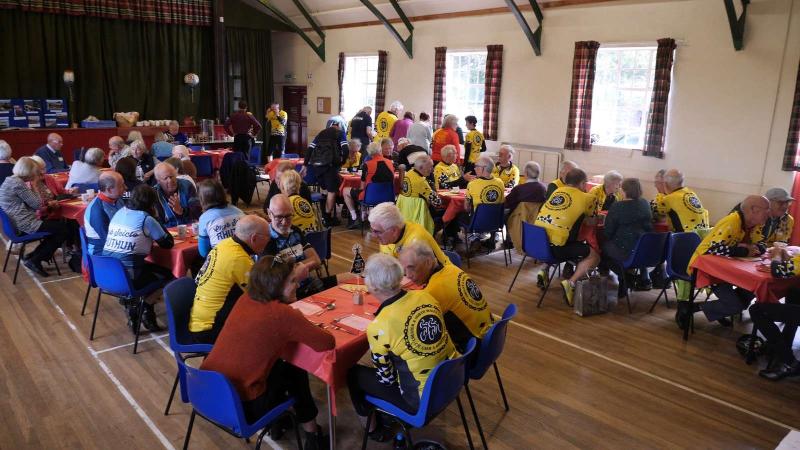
[392,433,406,450]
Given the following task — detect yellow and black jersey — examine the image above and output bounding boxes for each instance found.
[688,209,747,269]
[191,237,254,332]
[545,178,565,200]
[589,184,622,213]
[401,168,442,208]
[651,187,709,232]
[751,213,794,248]
[290,194,318,233]
[373,111,398,143]
[266,109,288,135]
[466,176,505,207]
[379,221,451,266]
[424,264,492,342]
[367,290,457,407]
[771,252,800,278]
[341,152,362,170]
[534,185,596,246]
[492,164,520,189]
[464,130,486,164]
[433,161,463,190]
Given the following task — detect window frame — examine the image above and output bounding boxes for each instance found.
[445,49,487,130]
[341,54,379,121]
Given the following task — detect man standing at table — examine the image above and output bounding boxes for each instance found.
[349,105,373,151]
[189,215,270,344]
[545,160,578,200]
[84,171,126,255]
[34,133,69,173]
[679,195,770,329]
[224,100,262,156]
[152,163,201,227]
[305,119,348,227]
[266,102,288,161]
[108,136,130,169]
[751,187,794,248]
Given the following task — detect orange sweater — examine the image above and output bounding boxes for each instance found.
[201,293,335,401]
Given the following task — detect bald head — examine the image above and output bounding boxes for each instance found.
[154,162,178,194]
[98,171,124,199]
[234,215,270,253]
[47,133,63,151]
[741,195,770,228]
[268,194,293,234]
[108,136,125,151]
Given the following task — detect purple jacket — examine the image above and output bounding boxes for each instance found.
[390,118,413,147]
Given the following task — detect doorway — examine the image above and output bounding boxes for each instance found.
[283,85,307,154]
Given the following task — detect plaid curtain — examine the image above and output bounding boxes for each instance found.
[642,38,677,158]
[433,47,447,129]
[564,41,600,151]
[482,45,503,141]
[375,50,388,114]
[337,52,345,114]
[0,0,212,26]
[783,58,800,170]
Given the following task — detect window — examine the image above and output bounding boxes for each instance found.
[590,46,658,149]
[342,55,378,120]
[446,51,486,130]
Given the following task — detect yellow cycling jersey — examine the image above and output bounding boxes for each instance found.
[589,184,622,213]
[688,209,747,269]
[433,161,461,190]
[266,110,288,135]
[341,152,362,170]
[534,185,597,246]
[771,252,800,278]
[373,111,398,143]
[545,178,565,200]
[190,237,253,332]
[380,221,451,266]
[492,163,520,189]
[401,168,442,208]
[464,129,485,164]
[751,213,793,248]
[290,194,318,233]
[424,264,492,340]
[367,290,457,404]
[466,176,505,207]
[651,187,709,231]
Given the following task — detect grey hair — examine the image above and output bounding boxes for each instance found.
[130,139,146,152]
[655,169,666,179]
[413,154,432,170]
[84,147,105,166]
[397,138,410,150]
[366,142,382,156]
[30,155,45,169]
[0,140,11,160]
[364,253,404,294]
[441,145,457,159]
[12,157,39,178]
[603,170,623,185]
[499,144,515,156]
[368,202,405,230]
[665,170,684,189]
[442,114,458,129]
[399,240,436,265]
[388,100,403,113]
[362,106,373,113]
[477,155,495,172]
[562,160,578,171]
[348,139,362,150]
[172,145,190,159]
[127,130,143,142]
[523,161,541,181]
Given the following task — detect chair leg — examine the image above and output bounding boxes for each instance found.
[164,371,179,415]
[464,385,488,450]
[81,284,92,316]
[537,265,556,308]
[90,289,103,341]
[456,395,476,450]
[182,410,196,450]
[324,260,330,277]
[493,362,510,412]
[52,256,61,276]
[255,422,269,450]
[360,409,373,450]
[132,297,145,354]
[13,243,25,284]
[507,255,527,293]
[3,242,12,272]
[649,288,667,313]
[289,412,302,450]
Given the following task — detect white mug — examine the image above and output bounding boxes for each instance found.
[177,225,187,238]
[191,223,199,235]
[86,189,95,196]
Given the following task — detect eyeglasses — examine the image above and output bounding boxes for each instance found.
[269,211,293,221]
[370,227,387,235]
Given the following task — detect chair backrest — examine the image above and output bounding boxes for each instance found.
[191,155,214,177]
[467,204,505,233]
[469,304,517,379]
[521,222,557,264]
[418,338,477,422]
[283,153,300,159]
[78,227,96,287]
[622,232,670,269]
[305,228,332,262]
[163,277,212,353]
[665,232,703,280]
[90,255,135,296]
[363,182,396,206]
[188,144,203,151]
[443,250,462,268]
[180,358,248,435]
[72,182,99,193]
[72,147,86,162]
[249,146,262,165]
[0,207,20,239]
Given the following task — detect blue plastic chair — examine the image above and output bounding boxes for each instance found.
[190,155,214,178]
[359,182,396,235]
[78,228,98,316]
[72,182,99,193]
[0,207,59,284]
[507,222,571,308]
[651,232,702,340]
[180,358,302,450]
[305,227,332,277]
[464,304,517,450]
[72,147,86,162]
[248,145,263,168]
[613,232,670,313]
[89,255,169,354]
[361,339,477,450]
[163,277,213,415]
[444,249,463,268]
[283,153,300,159]
[188,144,203,151]
[460,203,511,268]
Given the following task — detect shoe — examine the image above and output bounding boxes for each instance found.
[675,302,694,331]
[651,277,670,289]
[347,217,362,230]
[717,317,733,327]
[633,280,653,291]
[536,271,546,289]
[326,216,341,227]
[23,258,49,277]
[562,263,575,279]
[758,361,800,381]
[141,304,162,332]
[561,280,574,306]
[268,415,292,440]
[303,425,330,450]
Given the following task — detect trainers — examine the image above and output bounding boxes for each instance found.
[562,262,575,279]
[347,217,362,230]
[23,258,50,277]
[536,271,547,289]
[141,304,162,332]
[561,280,574,306]
[303,425,330,450]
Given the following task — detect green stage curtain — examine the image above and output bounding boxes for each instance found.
[225,26,273,144]
[0,9,216,122]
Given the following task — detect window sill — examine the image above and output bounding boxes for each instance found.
[585,145,642,157]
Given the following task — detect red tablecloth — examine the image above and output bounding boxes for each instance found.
[58,199,87,226]
[691,255,800,304]
[190,149,231,170]
[45,173,70,195]
[264,158,303,179]
[147,232,199,278]
[439,190,467,223]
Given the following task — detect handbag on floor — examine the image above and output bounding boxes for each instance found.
[574,272,611,317]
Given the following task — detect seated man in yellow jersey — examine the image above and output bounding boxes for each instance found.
[448,155,506,250]
[433,144,474,190]
[367,202,451,266]
[347,253,456,441]
[373,100,403,143]
[397,154,442,234]
[589,170,623,214]
[545,160,579,200]
[463,115,486,174]
[534,168,600,305]
[399,241,492,351]
[492,144,520,189]
[751,187,794,249]
[679,196,770,330]
[189,215,270,344]
[280,170,319,233]
[341,139,363,172]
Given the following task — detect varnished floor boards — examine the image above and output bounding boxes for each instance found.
[1,200,798,449]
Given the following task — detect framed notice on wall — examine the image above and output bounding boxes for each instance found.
[316,97,331,114]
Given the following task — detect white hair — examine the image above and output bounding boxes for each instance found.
[413,154,432,170]
[366,142,382,156]
[368,202,405,230]
[84,147,105,166]
[12,157,38,178]
[442,114,458,129]
[0,140,11,160]
[476,155,495,172]
[364,253,404,294]
[562,160,578,171]
[399,240,437,265]
[389,101,403,113]
[665,170,684,189]
[127,130,143,142]
[603,170,623,185]
[499,144,515,156]
[524,161,541,181]
[348,139,362,150]
[397,137,410,150]
[30,155,45,168]
[440,145,456,159]
[172,145,190,159]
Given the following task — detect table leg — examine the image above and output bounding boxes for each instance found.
[327,385,336,450]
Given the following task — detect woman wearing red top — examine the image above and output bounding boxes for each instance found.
[201,255,335,449]
[431,114,461,163]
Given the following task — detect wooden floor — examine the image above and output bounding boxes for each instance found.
[2,190,799,449]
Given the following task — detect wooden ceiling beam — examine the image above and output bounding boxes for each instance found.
[505,0,544,56]
[359,0,414,58]
[257,0,326,61]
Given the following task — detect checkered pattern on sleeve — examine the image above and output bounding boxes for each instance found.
[642,38,677,159]
[433,47,447,130]
[783,58,800,171]
[375,50,388,114]
[563,41,600,152]
[338,52,345,115]
[482,45,503,141]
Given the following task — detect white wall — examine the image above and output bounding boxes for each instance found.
[271,0,800,221]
